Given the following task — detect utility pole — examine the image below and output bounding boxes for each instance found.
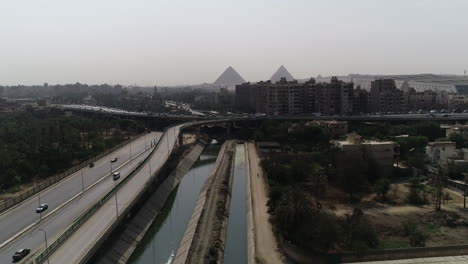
[129,140,132,159]
[38,229,49,264]
[148,156,152,181]
[81,169,85,193]
[464,173,467,209]
[38,193,42,220]
[114,181,119,218]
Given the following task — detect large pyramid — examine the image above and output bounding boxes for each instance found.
[270,65,295,82]
[214,66,246,87]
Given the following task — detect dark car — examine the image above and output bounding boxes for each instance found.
[36,203,48,213]
[110,157,118,163]
[12,248,30,261]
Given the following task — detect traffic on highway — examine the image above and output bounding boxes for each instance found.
[0,132,162,263]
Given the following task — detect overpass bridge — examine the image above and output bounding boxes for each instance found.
[13,105,466,263]
[59,104,468,122]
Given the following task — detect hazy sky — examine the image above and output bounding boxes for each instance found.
[1,0,467,86]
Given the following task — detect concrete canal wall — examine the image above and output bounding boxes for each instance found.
[173,140,236,264]
[97,142,207,264]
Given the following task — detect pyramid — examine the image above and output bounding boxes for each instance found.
[270,65,295,82]
[214,66,246,86]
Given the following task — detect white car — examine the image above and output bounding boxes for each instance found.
[112,172,120,180]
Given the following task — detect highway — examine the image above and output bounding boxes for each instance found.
[47,126,182,264]
[0,132,161,263]
[60,104,468,121]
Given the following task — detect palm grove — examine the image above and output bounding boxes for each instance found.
[255,120,463,254]
[0,109,146,191]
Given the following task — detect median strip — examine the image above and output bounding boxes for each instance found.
[33,128,170,264]
[0,145,154,250]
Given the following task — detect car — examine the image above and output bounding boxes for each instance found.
[112,171,120,181]
[36,203,48,213]
[110,157,118,163]
[12,248,30,261]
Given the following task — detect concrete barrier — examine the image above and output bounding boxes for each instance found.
[330,244,468,263]
[97,142,207,264]
[173,141,229,264]
[244,142,256,264]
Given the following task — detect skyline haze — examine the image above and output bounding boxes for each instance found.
[1,0,468,86]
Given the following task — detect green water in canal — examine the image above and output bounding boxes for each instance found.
[129,145,220,264]
[223,143,248,264]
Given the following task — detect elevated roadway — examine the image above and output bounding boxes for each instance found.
[46,126,182,264]
[0,132,161,263]
[60,104,468,121]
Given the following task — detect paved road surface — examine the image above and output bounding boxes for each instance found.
[0,132,161,263]
[246,143,284,264]
[47,126,181,264]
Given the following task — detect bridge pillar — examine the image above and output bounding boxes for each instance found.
[194,126,201,141]
[178,133,184,147]
[226,122,232,135]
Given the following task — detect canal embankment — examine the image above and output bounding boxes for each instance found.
[246,142,285,264]
[95,141,207,264]
[173,140,237,264]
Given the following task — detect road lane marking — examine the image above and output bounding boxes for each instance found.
[0,142,157,250]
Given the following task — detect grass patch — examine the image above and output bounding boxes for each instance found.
[379,239,410,249]
[425,223,441,234]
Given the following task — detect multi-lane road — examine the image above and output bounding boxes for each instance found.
[47,126,181,264]
[0,132,161,263]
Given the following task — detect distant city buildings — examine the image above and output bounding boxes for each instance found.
[236,75,468,115]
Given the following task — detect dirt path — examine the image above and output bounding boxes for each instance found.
[247,143,285,264]
[185,140,237,264]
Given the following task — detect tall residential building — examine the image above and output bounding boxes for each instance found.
[352,86,369,113]
[407,88,437,111]
[235,77,360,115]
[369,79,406,113]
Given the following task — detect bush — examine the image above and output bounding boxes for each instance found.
[401,220,430,247]
[375,178,390,199]
[342,208,379,251]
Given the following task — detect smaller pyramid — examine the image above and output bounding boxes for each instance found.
[214,66,246,87]
[270,65,295,82]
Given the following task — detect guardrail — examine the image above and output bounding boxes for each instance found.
[0,132,147,214]
[33,128,169,264]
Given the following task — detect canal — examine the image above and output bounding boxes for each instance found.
[129,144,220,264]
[223,143,248,264]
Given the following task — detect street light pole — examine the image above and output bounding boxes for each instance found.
[38,193,42,220]
[38,228,49,264]
[81,169,85,193]
[114,181,119,218]
[464,173,467,209]
[148,155,152,181]
[129,140,132,159]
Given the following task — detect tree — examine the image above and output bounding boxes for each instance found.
[402,221,429,247]
[433,168,448,211]
[448,132,465,149]
[342,208,379,251]
[375,178,390,199]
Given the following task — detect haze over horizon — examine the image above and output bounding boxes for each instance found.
[1,0,467,86]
